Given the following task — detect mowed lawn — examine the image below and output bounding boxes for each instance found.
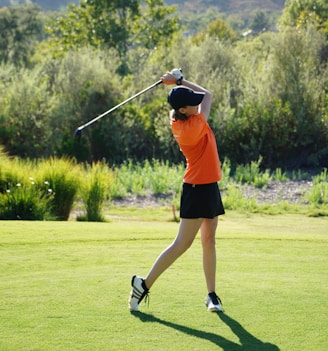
[0,212,327,351]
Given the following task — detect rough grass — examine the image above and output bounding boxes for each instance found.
[1,151,327,220]
[0,212,327,351]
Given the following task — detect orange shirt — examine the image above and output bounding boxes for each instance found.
[171,113,222,184]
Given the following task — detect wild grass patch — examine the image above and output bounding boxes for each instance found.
[0,150,327,220]
[305,168,328,206]
[78,161,114,222]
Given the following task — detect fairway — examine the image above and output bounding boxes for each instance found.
[0,213,327,351]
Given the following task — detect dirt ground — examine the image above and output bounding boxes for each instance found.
[111,180,313,207]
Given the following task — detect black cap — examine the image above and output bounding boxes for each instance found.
[167,86,205,110]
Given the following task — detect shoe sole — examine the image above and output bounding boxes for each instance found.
[129,276,138,311]
[208,306,223,312]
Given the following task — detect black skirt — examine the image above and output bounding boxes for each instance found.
[180,182,225,219]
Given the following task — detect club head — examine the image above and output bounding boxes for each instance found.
[74,128,82,142]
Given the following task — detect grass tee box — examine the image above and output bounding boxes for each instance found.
[0,214,327,351]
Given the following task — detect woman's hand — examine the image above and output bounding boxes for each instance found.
[161,72,178,85]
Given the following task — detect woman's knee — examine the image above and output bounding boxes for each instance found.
[201,235,216,248]
[201,218,217,247]
[171,237,193,254]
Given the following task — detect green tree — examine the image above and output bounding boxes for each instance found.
[0,4,43,66]
[192,17,238,44]
[0,66,52,158]
[132,0,179,49]
[250,11,271,34]
[279,0,328,35]
[45,0,179,74]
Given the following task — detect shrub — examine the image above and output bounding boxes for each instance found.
[0,66,52,158]
[0,181,53,220]
[38,158,80,220]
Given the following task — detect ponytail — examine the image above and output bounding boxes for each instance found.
[173,110,188,121]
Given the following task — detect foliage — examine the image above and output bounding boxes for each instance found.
[272,168,289,182]
[305,168,328,205]
[110,159,184,199]
[0,1,327,169]
[216,29,328,168]
[234,157,271,188]
[47,48,121,161]
[0,181,53,220]
[249,10,273,33]
[222,184,258,212]
[191,17,238,44]
[279,0,328,35]
[132,0,180,49]
[44,0,179,74]
[78,161,113,222]
[0,3,43,66]
[0,64,52,158]
[0,151,327,220]
[0,153,53,220]
[38,158,80,220]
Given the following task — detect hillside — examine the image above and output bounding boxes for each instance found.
[166,0,285,19]
[1,0,286,18]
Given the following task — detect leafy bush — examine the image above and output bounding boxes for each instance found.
[0,66,52,158]
[1,26,328,168]
[0,151,52,220]
[0,182,53,220]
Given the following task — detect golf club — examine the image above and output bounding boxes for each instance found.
[74,79,162,140]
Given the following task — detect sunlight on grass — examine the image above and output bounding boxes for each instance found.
[0,214,327,351]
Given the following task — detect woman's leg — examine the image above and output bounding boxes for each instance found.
[144,218,202,289]
[200,216,218,293]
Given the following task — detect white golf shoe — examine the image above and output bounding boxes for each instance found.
[128,275,149,311]
[205,292,223,312]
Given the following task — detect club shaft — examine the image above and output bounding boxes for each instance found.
[77,80,162,132]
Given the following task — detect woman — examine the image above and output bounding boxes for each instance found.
[129,70,225,312]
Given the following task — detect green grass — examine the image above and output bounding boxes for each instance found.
[0,212,327,351]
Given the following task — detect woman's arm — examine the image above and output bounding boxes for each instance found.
[161,72,212,120]
[180,79,212,120]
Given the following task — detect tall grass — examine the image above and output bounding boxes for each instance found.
[0,150,327,220]
[110,159,184,198]
[234,157,271,188]
[272,168,289,182]
[38,158,80,220]
[0,155,80,221]
[78,162,114,222]
[0,181,53,220]
[0,153,53,220]
[305,169,328,206]
[222,184,258,213]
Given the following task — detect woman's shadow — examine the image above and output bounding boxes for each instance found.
[132,311,280,351]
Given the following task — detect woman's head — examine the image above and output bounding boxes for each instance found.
[168,87,205,120]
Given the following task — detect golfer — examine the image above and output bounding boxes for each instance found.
[129,70,225,312]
